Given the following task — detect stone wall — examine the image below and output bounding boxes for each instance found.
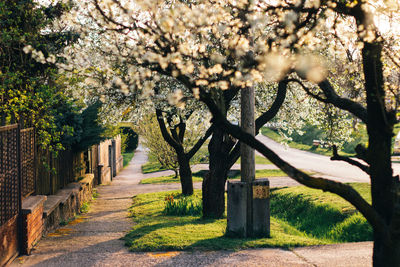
[115,135,123,172]
[98,139,112,184]
[98,135,123,184]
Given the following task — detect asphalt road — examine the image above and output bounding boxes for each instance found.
[256,134,400,183]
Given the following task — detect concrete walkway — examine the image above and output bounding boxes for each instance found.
[12,147,373,267]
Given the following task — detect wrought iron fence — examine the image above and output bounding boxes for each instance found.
[0,124,20,226]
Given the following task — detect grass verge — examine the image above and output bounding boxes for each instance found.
[124,183,372,251]
[142,148,272,174]
[140,175,203,184]
[140,169,294,184]
[236,155,272,165]
[123,150,135,167]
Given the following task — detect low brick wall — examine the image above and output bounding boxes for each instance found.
[19,173,95,256]
[0,215,19,266]
[21,196,47,255]
[78,174,95,205]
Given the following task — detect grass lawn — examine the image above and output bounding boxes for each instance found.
[142,147,272,174]
[140,175,203,184]
[123,150,135,167]
[237,155,272,165]
[142,146,209,174]
[139,169,292,184]
[124,183,372,251]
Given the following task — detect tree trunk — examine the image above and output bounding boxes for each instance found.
[373,239,400,267]
[363,42,397,266]
[177,149,193,196]
[202,127,233,218]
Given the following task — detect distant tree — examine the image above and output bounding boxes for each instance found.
[135,114,180,177]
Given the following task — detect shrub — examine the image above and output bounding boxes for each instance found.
[163,193,202,216]
[120,126,138,152]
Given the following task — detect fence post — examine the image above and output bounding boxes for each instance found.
[17,124,23,254]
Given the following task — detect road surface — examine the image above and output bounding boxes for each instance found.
[256,134,400,183]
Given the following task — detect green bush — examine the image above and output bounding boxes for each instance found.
[291,124,325,145]
[120,126,138,151]
[163,193,202,216]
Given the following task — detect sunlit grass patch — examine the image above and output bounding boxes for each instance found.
[140,175,203,185]
[124,183,372,252]
[236,155,272,165]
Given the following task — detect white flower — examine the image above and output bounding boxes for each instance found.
[23,45,33,54]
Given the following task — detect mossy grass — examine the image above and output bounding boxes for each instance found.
[124,183,372,251]
[139,169,294,185]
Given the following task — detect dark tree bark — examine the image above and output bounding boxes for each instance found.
[176,147,193,195]
[362,42,399,267]
[155,108,212,196]
[202,127,234,218]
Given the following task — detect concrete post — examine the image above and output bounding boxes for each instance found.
[226,181,247,237]
[252,179,270,237]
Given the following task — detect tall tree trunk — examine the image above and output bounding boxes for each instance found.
[177,149,193,196]
[202,127,233,218]
[363,42,397,266]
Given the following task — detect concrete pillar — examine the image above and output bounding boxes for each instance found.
[226,181,247,237]
[252,179,270,237]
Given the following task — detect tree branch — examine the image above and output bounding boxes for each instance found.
[187,124,215,159]
[331,145,370,174]
[288,78,367,123]
[155,108,181,151]
[317,79,368,123]
[255,80,288,131]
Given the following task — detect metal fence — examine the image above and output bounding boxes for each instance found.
[0,124,20,226]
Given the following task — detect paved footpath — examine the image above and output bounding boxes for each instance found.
[12,147,372,267]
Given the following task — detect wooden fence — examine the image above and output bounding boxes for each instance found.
[35,148,85,195]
